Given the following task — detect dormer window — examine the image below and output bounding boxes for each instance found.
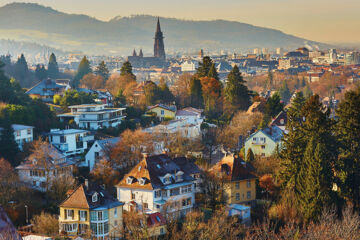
[175,171,184,182]
[92,193,98,202]
[138,177,147,185]
[127,176,135,185]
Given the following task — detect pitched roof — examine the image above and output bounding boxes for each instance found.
[96,137,121,150]
[0,206,21,240]
[148,104,176,113]
[147,212,166,227]
[209,154,257,182]
[60,183,123,209]
[26,78,66,95]
[116,154,196,190]
[247,125,283,144]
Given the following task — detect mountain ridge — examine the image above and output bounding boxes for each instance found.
[0,2,328,55]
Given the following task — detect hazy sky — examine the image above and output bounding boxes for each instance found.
[1,0,360,43]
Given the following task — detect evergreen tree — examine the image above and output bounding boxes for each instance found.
[0,61,14,102]
[196,56,213,77]
[296,138,333,222]
[190,77,203,108]
[301,77,306,88]
[14,54,29,86]
[279,81,291,103]
[73,56,92,87]
[246,148,255,162]
[113,89,127,107]
[47,53,59,79]
[224,65,251,110]
[303,84,313,98]
[95,61,110,81]
[158,78,174,104]
[120,61,135,79]
[0,111,19,166]
[144,82,159,106]
[335,87,360,207]
[208,63,219,81]
[265,92,283,117]
[35,64,48,81]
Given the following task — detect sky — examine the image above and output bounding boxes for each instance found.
[1,0,360,43]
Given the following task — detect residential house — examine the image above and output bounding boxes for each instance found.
[269,111,287,131]
[175,107,204,125]
[59,182,124,239]
[16,144,75,192]
[209,154,257,205]
[116,154,196,218]
[146,212,167,237]
[181,60,198,72]
[49,129,94,157]
[244,126,283,158]
[57,104,126,130]
[226,204,251,225]
[147,104,176,121]
[143,119,202,139]
[84,137,121,171]
[0,124,34,150]
[26,78,69,102]
[173,157,202,194]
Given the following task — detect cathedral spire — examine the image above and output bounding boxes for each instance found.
[154,18,165,60]
[132,49,137,57]
[139,49,143,57]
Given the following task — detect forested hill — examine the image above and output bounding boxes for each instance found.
[0,2,327,55]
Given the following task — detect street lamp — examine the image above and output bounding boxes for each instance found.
[25,205,29,224]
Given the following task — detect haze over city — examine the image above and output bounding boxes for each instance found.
[0,0,359,43]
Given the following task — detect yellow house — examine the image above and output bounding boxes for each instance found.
[209,154,257,205]
[146,212,167,237]
[59,183,124,239]
[148,104,176,121]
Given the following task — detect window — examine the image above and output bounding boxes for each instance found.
[181,185,192,194]
[143,203,148,209]
[114,208,117,217]
[65,209,74,220]
[170,188,180,196]
[247,180,251,188]
[236,193,240,201]
[114,220,118,226]
[156,204,160,209]
[79,210,87,221]
[162,190,167,197]
[253,137,257,142]
[27,129,32,135]
[64,223,77,232]
[160,227,165,234]
[154,190,161,198]
[247,191,251,199]
[261,145,265,149]
[235,182,240,189]
[156,216,161,222]
[98,211,103,221]
[92,193,98,202]
[131,192,135,200]
[161,110,165,115]
[16,131,20,136]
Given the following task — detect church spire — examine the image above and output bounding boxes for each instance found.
[132,49,137,57]
[156,17,161,33]
[139,49,143,57]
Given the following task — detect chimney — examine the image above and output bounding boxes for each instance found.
[84,179,89,190]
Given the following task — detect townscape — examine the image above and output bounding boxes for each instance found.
[1,2,360,240]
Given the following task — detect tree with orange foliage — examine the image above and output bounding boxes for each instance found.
[80,73,105,90]
[259,174,275,199]
[200,76,223,117]
[91,159,119,189]
[111,129,154,168]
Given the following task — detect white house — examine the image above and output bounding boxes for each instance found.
[49,129,94,156]
[181,60,199,72]
[83,137,121,171]
[116,154,197,218]
[144,119,202,139]
[57,104,126,130]
[0,124,34,150]
[16,144,75,192]
[175,107,204,125]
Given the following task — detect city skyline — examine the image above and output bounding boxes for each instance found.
[0,0,359,44]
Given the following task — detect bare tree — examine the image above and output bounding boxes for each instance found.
[31,212,59,237]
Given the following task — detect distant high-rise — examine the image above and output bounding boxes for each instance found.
[154,17,166,60]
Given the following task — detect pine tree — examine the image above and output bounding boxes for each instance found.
[95,61,109,81]
[158,78,174,104]
[208,63,219,81]
[0,111,19,166]
[335,87,360,207]
[224,65,251,110]
[279,81,291,103]
[190,77,203,108]
[120,61,135,79]
[296,139,333,222]
[0,61,14,102]
[246,148,255,162]
[266,71,273,90]
[35,64,48,81]
[303,83,313,98]
[196,56,213,77]
[73,56,92,87]
[265,92,283,117]
[14,54,29,86]
[47,53,59,79]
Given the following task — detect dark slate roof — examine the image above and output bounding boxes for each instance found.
[26,78,66,95]
[173,157,201,175]
[96,137,121,149]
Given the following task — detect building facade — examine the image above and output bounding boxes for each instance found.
[59,183,124,240]
[0,124,34,150]
[57,104,126,130]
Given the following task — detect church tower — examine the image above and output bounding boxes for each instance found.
[154,17,166,60]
